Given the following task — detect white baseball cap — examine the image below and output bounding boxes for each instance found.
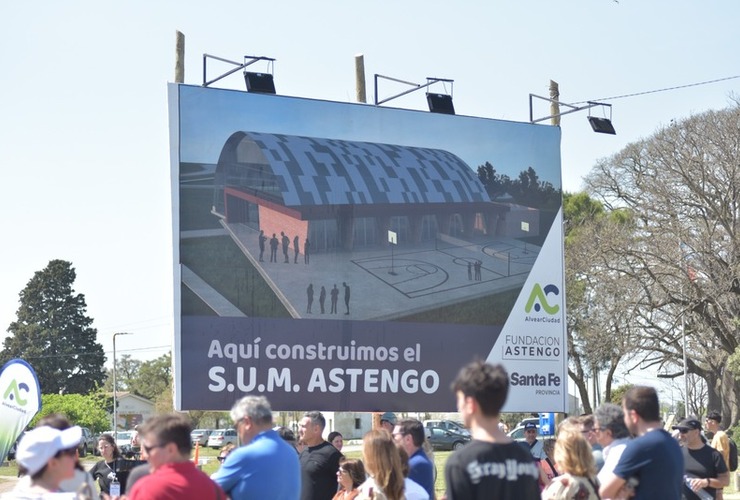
[16,426,82,476]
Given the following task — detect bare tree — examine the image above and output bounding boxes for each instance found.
[584,104,740,425]
[564,193,642,412]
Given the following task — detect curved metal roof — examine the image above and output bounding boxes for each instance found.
[217,131,490,207]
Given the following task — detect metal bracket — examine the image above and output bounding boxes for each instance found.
[202,54,275,88]
[374,75,454,106]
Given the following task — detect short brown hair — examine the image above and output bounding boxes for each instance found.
[450,360,508,416]
[623,386,660,422]
[139,413,193,456]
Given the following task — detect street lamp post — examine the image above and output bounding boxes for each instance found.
[112,332,132,441]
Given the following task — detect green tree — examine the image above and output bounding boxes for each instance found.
[128,353,171,401]
[564,192,640,411]
[31,392,110,433]
[609,384,634,405]
[101,354,142,392]
[1,260,106,394]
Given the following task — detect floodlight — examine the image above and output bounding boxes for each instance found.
[587,116,616,135]
[244,72,276,94]
[426,93,455,115]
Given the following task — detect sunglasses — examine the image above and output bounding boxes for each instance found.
[678,428,690,434]
[217,456,226,463]
[142,443,165,454]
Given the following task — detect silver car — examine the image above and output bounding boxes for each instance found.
[207,429,238,449]
[191,428,212,446]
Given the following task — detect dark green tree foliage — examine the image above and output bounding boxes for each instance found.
[1,260,106,394]
[476,162,560,210]
[129,353,171,401]
[31,393,110,432]
[103,353,172,402]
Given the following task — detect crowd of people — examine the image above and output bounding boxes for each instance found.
[3,360,737,499]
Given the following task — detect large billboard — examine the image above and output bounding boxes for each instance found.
[169,83,566,412]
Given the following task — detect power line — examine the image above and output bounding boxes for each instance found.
[572,74,740,105]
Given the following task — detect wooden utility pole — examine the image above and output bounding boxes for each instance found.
[355,54,367,103]
[549,80,560,126]
[175,31,185,83]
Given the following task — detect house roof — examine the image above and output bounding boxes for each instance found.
[215,131,490,207]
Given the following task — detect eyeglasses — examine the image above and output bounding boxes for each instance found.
[142,443,165,454]
[581,429,593,435]
[217,456,226,463]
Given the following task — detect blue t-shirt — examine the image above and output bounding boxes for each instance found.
[613,428,683,500]
[212,429,301,500]
[408,448,435,499]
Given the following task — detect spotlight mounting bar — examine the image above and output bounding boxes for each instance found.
[529,93,613,127]
[202,54,275,88]
[374,74,454,106]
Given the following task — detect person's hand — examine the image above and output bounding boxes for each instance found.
[687,477,708,492]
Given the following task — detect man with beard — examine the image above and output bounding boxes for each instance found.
[673,417,728,500]
[599,386,683,500]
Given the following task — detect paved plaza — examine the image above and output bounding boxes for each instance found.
[183,223,539,321]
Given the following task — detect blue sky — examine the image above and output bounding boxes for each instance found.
[177,85,561,185]
[1,1,738,401]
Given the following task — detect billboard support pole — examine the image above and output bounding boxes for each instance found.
[355,54,367,103]
[529,94,612,124]
[175,31,185,84]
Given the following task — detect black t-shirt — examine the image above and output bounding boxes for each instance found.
[445,439,540,500]
[89,458,145,495]
[682,444,727,500]
[299,441,343,500]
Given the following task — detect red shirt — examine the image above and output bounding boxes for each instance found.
[128,461,224,500]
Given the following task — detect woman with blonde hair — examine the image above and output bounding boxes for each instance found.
[358,429,405,500]
[541,428,599,500]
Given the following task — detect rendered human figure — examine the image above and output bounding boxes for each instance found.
[319,286,326,314]
[258,230,266,262]
[343,282,351,315]
[270,234,279,263]
[281,232,290,263]
[330,284,339,314]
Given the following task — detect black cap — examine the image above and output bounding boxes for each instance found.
[380,412,397,425]
[672,418,702,431]
[524,422,537,430]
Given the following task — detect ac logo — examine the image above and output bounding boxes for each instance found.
[525,283,560,315]
[3,379,30,406]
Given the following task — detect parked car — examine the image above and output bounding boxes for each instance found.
[77,427,96,457]
[207,429,238,449]
[191,429,212,446]
[427,427,470,451]
[423,419,470,437]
